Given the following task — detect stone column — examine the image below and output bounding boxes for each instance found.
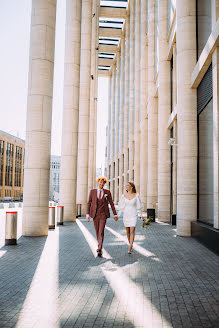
[147,0,158,211]
[107,74,112,190]
[124,18,130,188]
[76,0,92,215]
[140,0,148,211]
[111,64,116,198]
[212,0,219,28]
[134,0,141,193]
[114,53,121,204]
[119,38,125,199]
[60,0,81,222]
[212,48,219,229]
[88,0,99,193]
[92,0,100,189]
[129,0,135,182]
[157,0,171,222]
[23,0,57,236]
[176,0,197,236]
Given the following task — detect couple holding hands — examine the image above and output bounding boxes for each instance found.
[86,176,142,257]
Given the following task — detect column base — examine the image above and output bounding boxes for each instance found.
[49,225,55,229]
[57,222,63,226]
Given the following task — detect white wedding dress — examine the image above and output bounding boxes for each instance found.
[118,194,142,227]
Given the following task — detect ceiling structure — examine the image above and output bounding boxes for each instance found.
[98,0,129,76]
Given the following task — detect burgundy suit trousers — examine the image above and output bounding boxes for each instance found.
[93,215,106,250]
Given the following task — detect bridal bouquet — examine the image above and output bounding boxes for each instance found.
[141,216,153,230]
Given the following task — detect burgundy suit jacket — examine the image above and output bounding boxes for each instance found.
[87,189,117,219]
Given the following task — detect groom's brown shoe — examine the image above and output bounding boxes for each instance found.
[97,249,102,257]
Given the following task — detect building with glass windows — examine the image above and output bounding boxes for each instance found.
[49,155,61,201]
[0,130,24,201]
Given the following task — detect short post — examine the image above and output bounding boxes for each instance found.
[5,212,17,245]
[57,206,64,225]
[76,204,81,218]
[49,207,55,229]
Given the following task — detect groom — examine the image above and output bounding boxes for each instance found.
[86,176,118,257]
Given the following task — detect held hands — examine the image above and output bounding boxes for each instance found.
[86,215,90,222]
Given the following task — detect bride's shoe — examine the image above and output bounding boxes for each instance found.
[128,246,132,254]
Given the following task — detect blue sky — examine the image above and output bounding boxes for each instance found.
[0,0,108,171]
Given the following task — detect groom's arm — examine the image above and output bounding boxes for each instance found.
[107,190,117,216]
[86,190,92,216]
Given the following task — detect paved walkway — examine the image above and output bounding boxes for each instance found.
[0,217,218,328]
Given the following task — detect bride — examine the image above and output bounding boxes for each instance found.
[118,182,142,254]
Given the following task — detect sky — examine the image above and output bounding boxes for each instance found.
[0,0,108,172]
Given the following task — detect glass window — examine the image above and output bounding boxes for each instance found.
[198,99,213,225]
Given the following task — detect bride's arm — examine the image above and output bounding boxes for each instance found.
[118,195,125,217]
[136,194,142,217]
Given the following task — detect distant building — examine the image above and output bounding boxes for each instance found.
[96,167,102,180]
[49,155,61,201]
[0,130,25,201]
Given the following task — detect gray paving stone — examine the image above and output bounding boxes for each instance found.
[0,217,218,327]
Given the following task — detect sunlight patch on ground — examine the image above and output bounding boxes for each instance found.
[77,220,112,259]
[78,221,170,327]
[16,229,60,328]
[105,226,157,258]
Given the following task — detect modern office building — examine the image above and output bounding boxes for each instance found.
[49,155,61,201]
[22,0,219,251]
[0,130,24,201]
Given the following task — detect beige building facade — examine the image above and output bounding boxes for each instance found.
[0,131,24,201]
[22,0,219,241]
[106,0,219,237]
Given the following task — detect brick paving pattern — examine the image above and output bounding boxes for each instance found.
[0,216,218,328]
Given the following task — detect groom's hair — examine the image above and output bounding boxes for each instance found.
[96,176,107,183]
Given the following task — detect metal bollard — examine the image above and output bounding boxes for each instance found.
[48,207,55,229]
[57,206,64,225]
[76,203,81,218]
[5,212,17,245]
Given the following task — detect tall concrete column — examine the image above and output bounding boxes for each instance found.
[114,53,121,204]
[212,48,219,229]
[107,74,112,190]
[212,0,219,28]
[129,0,135,182]
[176,0,197,236]
[76,0,92,215]
[134,0,141,193]
[158,0,171,222]
[60,0,81,222]
[147,0,158,211]
[140,0,148,211]
[119,38,125,199]
[111,64,116,198]
[23,0,57,236]
[88,0,99,193]
[92,0,100,189]
[124,18,130,188]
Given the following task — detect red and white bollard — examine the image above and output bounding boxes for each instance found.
[57,206,64,225]
[48,207,55,229]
